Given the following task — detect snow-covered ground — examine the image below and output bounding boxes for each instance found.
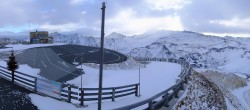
[29,62,181,110]
[0,60,40,78]
[0,43,64,52]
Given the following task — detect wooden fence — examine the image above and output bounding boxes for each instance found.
[114,57,192,110]
[60,83,139,106]
[0,65,36,91]
[0,65,139,106]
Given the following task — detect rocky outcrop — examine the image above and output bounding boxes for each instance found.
[175,71,226,110]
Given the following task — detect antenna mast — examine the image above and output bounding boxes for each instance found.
[29,20,30,32]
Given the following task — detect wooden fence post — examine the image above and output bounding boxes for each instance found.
[164,93,169,107]
[180,82,184,90]
[68,85,71,103]
[80,88,84,105]
[174,88,179,98]
[112,88,115,101]
[11,71,14,83]
[79,88,88,107]
[148,100,154,110]
[34,78,37,91]
[135,84,139,96]
[184,77,188,84]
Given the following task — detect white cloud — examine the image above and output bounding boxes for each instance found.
[0,25,28,33]
[0,0,249,37]
[146,0,191,10]
[81,11,86,14]
[210,17,250,30]
[39,23,81,32]
[203,32,250,37]
[70,0,85,4]
[106,9,183,35]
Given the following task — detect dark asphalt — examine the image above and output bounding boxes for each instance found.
[14,44,127,82]
[15,47,77,82]
[0,77,38,110]
[49,45,127,64]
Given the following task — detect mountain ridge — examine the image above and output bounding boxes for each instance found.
[1,30,250,74]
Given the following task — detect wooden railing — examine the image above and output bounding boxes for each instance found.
[0,65,139,106]
[114,57,192,110]
[60,83,139,106]
[0,65,36,91]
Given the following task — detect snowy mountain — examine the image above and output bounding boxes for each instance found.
[51,32,80,44]
[51,31,160,53]
[0,38,23,46]
[44,30,250,74]
[50,32,98,46]
[102,31,169,53]
[49,30,245,75]
[125,31,250,74]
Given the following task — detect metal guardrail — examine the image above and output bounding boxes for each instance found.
[114,57,192,110]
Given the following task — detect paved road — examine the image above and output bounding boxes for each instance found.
[14,45,127,82]
[0,77,38,110]
[49,45,126,64]
[16,47,79,82]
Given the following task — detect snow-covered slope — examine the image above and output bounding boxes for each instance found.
[27,30,250,74]
[51,32,98,46]
[121,31,250,74]
[102,31,172,53]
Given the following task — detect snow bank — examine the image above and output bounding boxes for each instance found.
[29,94,81,110]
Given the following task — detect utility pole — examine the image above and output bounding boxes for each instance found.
[98,2,106,110]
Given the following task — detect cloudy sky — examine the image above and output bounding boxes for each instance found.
[0,0,249,37]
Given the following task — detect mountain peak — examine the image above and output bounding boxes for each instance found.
[107,32,126,39]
